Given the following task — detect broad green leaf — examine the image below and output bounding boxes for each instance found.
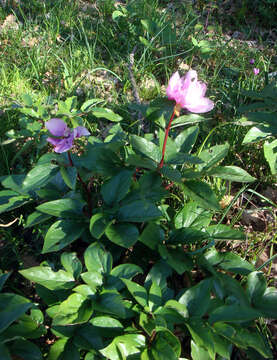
[186,320,215,358]
[60,167,77,190]
[22,93,33,106]
[145,260,172,292]
[0,293,31,333]
[125,154,157,170]
[166,152,203,165]
[198,143,229,171]
[246,271,267,304]
[139,222,164,250]
[165,300,188,318]
[253,287,277,319]
[52,293,92,326]
[0,343,11,360]
[20,266,75,290]
[81,271,103,291]
[61,252,82,279]
[139,312,156,336]
[160,165,182,183]
[10,339,42,360]
[212,252,254,275]
[90,316,124,337]
[151,328,181,359]
[42,220,85,253]
[209,304,261,324]
[130,135,161,163]
[106,223,139,248]
[121,278,148,308]
[23,164,59,191]
[206,224,246,241]
[1,174,26,193]
[81,98,103,112]
[84,242,112,274]
[264,139,277,174]
[101,170,133,205]
[118,200,162,222]
[243,126,271,144]
[174,202,212,229]
[100,334,145,360]
[191,340,212,360]
[91,107,122,122]
[208,166,256,182]
[175,126,199,153]
[179,279,212,317]
[92,290,126,318]
[0,272,11,292]
[73,323,103,350]
[47,338,80,360]
[148,282,162,312]
[0,190,30,214]
[36,199,84,218]
[168,227,209,245]
[107,264,143,291]
[158,245,193,274]
[89,213,113,239]
[73,284,96,297]
[171,113,206,126]
[25,211,52,228]
[182,180,220,211]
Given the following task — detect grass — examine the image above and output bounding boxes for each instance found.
[0,0,276,279]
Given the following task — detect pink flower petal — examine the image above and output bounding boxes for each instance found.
[185,97,214,113]
[166,72,181,100]
[73,126,90,138]
[47,133,74,153]
[46,118,68,137]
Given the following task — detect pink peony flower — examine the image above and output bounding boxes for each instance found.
[166,70,214,113]
[253,68,260,76]
[46,118,90,153]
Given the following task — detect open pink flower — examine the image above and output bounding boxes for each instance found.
[46,118,90,153]
[253,68,260,76]
[166,70,214,113]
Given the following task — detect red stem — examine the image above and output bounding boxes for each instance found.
[67,152,92,216]
[158,107,176,169]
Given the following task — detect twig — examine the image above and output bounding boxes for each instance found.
[0,218,18,227]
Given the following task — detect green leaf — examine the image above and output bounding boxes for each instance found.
[151,328,181,359]
[264,139,277,174]
[126,154,157,170]
[36,199,84,218]
[168,228,209,245]
[253,287,277,319]
[186,320,215,358]
[121,278,148,308]
[73,323,103,350]
[100,334,145,360]
[91,107,122,122]
[0,272,11,292]
[47,338,80,360]
[160,165,182,183]
[52,293,92,326]
[25,211,52,228]
[0,343,11,360]
[107,264,143,291]
[0,293,32,333]
[206,224,246,241]
[130,135,161,163]
[23,164,59,191]
[179,279,212,317]
[20,266,75,290]
[243,126,271,144]
[182,181,220,211]
[10,339,42,360]
[148,282,162,312]
[165,300,188,318]
[89,213,113,240]
[191,340,212,360]
[171,113,206,126]
[209,304,261,324]
[42,219,85,253]
[208,166,256,182]
[175,201,212,229]
[139,222,164,250]
[118,200,162,222]
[246,271,267,304]
[81,98,103,112]
[22,93,33,106]
[1,174,26,193]
[92,290,126,318]
[213,251,254,275]
[90,316,124,337]
[167,152,203,165]
[101,170,133,205]
[0,190,30,214]
[106,223,139,248]
[61,252,82,279]
[158,245,193,274]
[84,242,112,274]
[198,143,229,171]
[174,126,199,153]
[60,167,77,190]
[81,271,103,291]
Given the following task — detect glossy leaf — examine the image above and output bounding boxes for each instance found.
[25,211,52,228]
[209,304,261,324]
[42,220,85,253]
[89,213,113,240]
[139,222,164,250]
[36,199,84,218]
[253,287,277,319]
[246,271,267,304]
[84,242,112,274]
[91,107,122,122]
[174,201,212,229]
[106,223,139,248]
[130,135,161,162]
[61,252,82,279]
[208,166,256,182]
[107,263,143,291]
[182,181,220,211]
[22,164,59,191]
[20,267,75,290]
[198,143,229,171]
[118,200,162,222]
[101,170,133,205]
[158,245,193,274]
[100,334,145,360]
[0,190,30,214]
[206,225,246,241]
[60,166,77,190]
[264,139,277,174]
[175,126,199,153]
[121,278,148,308]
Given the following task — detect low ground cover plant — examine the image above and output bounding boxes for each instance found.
[1,68,276,359]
